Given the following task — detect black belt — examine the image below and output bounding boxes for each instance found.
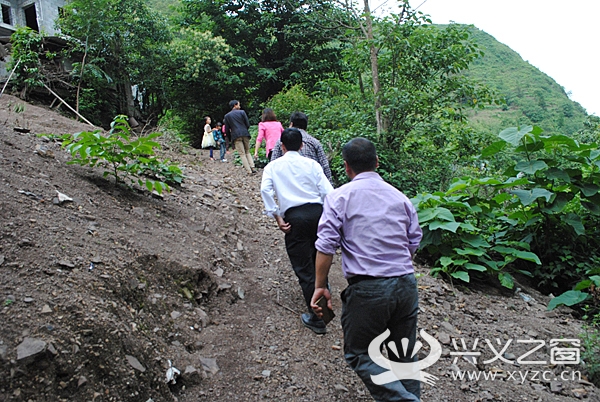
[347,275,379,285]
[347,274,407,285]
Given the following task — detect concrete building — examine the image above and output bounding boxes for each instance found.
[0,0,66,36]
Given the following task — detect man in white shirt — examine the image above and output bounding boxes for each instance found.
[261,128,334,334]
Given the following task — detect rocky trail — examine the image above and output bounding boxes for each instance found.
[0,95,598,401]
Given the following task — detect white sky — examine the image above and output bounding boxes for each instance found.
[372,0,599,116]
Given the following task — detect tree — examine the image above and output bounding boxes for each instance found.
[162,27,234,144]
[179,0,348,110]
[58,0,170,125]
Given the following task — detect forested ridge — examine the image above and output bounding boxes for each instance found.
[3,0,599,387]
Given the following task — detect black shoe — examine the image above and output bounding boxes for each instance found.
[301,313,327,334]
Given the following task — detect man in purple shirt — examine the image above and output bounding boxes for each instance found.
[310,137,422,401]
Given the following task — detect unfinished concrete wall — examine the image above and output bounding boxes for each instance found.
[0,0,66,36]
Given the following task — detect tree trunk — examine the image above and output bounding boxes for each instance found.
[363,0,383,137]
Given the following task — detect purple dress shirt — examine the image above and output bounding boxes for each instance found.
[315,171,422,278]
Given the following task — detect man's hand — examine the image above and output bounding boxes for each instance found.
[310,287,332,318]
[275,215,291,233]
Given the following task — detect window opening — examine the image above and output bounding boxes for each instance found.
[1,5,11,25]
[24,4,39,32]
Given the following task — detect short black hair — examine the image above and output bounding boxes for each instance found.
[281,128,303,152]
[229,100,239,109]
[342,137,377,174]
[289,111,308,130]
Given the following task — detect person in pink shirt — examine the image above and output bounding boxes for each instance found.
[254,108,284,162]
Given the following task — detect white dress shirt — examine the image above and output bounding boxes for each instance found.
[261,151,333,218]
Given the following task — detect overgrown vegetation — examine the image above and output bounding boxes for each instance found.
[7,27,45,91]
[412,125,600,312]
[58,115,183,194]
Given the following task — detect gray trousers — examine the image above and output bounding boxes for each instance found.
[341,274,420,401]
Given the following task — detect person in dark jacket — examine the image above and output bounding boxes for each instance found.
[223,100,255,174]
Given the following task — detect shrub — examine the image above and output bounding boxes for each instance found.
[414,125,600,305]
[58,115,183,194]
[8,27,45,90]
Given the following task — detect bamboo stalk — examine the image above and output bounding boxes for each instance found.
[43,84,95,127]
[0,58,21,98]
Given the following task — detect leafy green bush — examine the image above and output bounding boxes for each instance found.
[414,125,600,307]
[58,115,183,194]
[412,177,540,288]
[8,27,45,89]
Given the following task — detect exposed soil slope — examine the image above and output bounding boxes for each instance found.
[0,95,598,402]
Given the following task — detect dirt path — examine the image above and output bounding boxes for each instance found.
[0,95,598,401]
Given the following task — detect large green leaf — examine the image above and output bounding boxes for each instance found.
[576,183,600,197]
[499,126,533,146]
[435,208,456,222]
[464,263,487,272]
[541,192,571,213]
[545,167,571,182]
[543,134,578,149]
[417,209,437,222]
[498,272,514,289]
[429,221,460,232]
[420,229,442,247]
[492,246,541,264]
[454,247,485,256]
[561,213,585,236]
[515,160,548,175]
[446,180,469,194]
[515,141,544,154]
[459,222,476,231]
[497,177,530,189]
[450,271,470,282]
[419,207,456,223]
[510,188,553,206]
[582,201,600,215]
[547,290,589,311]
[481,141,506,157]
[460,234,490,248]
[575,280,593,291]
[474,177,503,186]
[492,193,512,203]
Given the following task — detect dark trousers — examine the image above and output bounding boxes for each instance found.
[341,275,420,401]
[283,203,323,313]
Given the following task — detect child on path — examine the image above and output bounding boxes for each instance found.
[213,122,227,162]
[202,116,217,160]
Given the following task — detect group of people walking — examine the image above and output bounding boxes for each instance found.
[202,100,287,172]
[203,98,424,400]
[256,113,424,401]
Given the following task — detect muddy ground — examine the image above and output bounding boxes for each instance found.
[0,94,598,401]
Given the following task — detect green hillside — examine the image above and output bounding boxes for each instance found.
[464,26,588,137]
